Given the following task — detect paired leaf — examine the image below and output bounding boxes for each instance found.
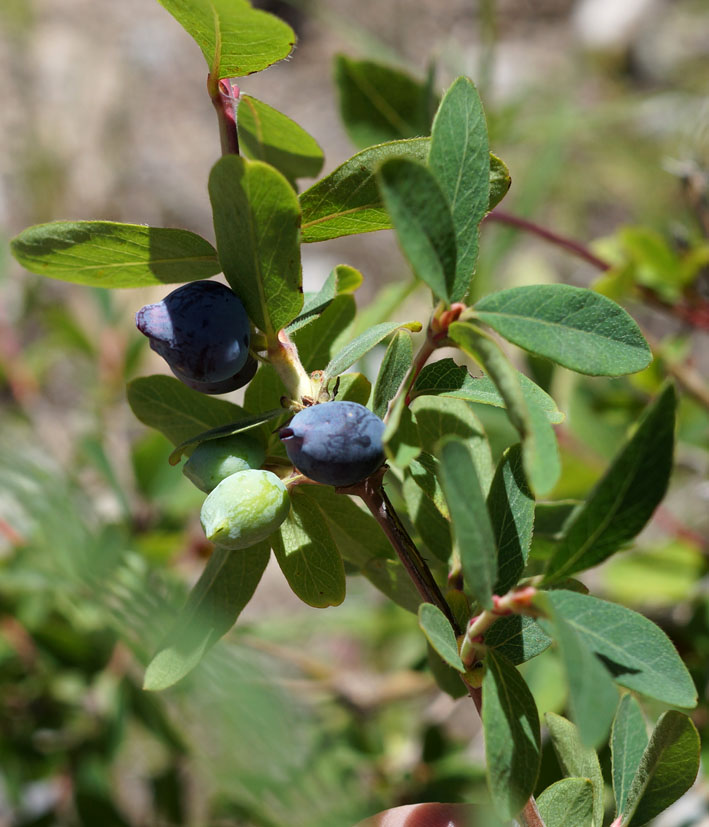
[612,694,649,816]
[127,375,246,447]
[429,76,490,298]
[377,158,458,302]
[538,590,697,709]
[537,591,619,747]
[438,438,496,609]
[272,490,346,608]
[324,320,421,380]
[299,138,510,242]
[10,221,219,287]
[156,0,294,78]
[370,329,413,418]
[545,384,676,582]
[545,713,605,827]
[488,445,535,595]
[238,94,324,182]
[475,284,652,376]
[483,649,541,820]
[286,264,362,334]
[334,55,436,149]
[449,322,560,495]
[621,711,700,826]
[537,778,594,827]
[418,603,465,672]
[411,357,564,424]
[143,542,270,691]
[209,155,302,337]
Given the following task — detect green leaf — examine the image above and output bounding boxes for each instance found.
[382,395,421,470]
[544,385,676,582]
[331,372,371,406]
[209,155,302,337]
[300,138,507,243]
[286,264,362,334]
[449,322,560,496]
[323,320,421,380]
[155,0,294,78]
[167,409,284,465]
[295,486,420,611]
[612,694,649,816]
[489,153,511,211]
[10,221,220,287]
[622,711,700,827]
[127,375,246,447]
[483,615,551,665]
[370,329,413,419]
[475,284,652,376]
[411,357,564,424]
[537,591,619,747]
[272,490,346,608]
[537,778,594,827]
[545,713,605,827]
[418,603,465,672]
[293,295,355,372]
[429,76,489,299]
[439,438,497,609]
[143,542,270,691]
[334,55,436,149]
[428,644,467,699]
[489,444,534,595]
[377,158,457,303]
[403,453,452,564]
[539,590,697,709]
[237,94,324,182]
[483,648,541,820]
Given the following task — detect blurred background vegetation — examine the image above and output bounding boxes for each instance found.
[1,0,708,824]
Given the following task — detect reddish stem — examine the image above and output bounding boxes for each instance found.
[209,75,240,156]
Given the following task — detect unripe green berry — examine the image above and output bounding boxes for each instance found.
[200,469,290,549]
[183,434,266,493]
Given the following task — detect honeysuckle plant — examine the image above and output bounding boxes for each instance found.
[9,1,701,825]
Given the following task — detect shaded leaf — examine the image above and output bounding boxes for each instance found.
[209,155,302,337]
[488,444,534,595]
[489,153,511,211]
[324,320,421,380]
[11,221,219,287]
[377,157,457,302]
[293,294,355,372]
[286,264,362,334]
[331,372,371,406]
[272,490,346,608]
[127,375,245,448]
[156,0,294,78]
[483,649,541,820]
[476,284,652,376]
[428,644,467,699]
[429,76,489,298]
[334,55,436,148]
[418,603,465,672]
[439,438,496,609]
[545,713,605,827]
[545,385,676,583]
[483,615,551,665]
[612,694,649,816]
[382,395,421,470]
[143,542,270,691]
[238,94,324,181]
[370,329,413,419]
[622,711,700,826]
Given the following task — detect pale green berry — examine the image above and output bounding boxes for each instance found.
[183,434,265,493]
[200,469,290,549]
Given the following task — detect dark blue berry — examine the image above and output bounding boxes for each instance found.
[135,280,250,385]
[280,401,386,486]
[171,353,258,395]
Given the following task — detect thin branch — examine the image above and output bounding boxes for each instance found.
[518,797,546,827]
[209,75,240,156]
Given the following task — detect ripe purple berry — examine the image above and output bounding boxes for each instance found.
[135,280,250,387]
[280,401,386,487]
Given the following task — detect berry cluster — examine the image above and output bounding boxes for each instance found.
[136,280,386,546]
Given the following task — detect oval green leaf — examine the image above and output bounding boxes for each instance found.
[418,603,465,673]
